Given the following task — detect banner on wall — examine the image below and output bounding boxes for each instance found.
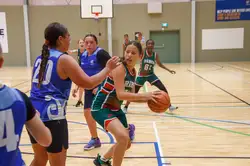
[216,0,250,21]
[0,12,8,53]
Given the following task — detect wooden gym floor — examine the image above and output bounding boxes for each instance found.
[1,62,250,166]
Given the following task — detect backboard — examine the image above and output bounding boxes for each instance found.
[80,0,113,19]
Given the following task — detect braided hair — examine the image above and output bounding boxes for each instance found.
[37,22,68,88]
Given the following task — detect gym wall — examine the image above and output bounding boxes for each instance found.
[1,1,249,66]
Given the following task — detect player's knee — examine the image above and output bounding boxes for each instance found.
[116,132,129,146]
[84,108,91,117]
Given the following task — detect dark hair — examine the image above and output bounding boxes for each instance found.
[125,40,143,55]
[124,34,128,37]
[37,22,68,88]
[146,39,154,45]
[121,40,142,64]
[84,34,98,44]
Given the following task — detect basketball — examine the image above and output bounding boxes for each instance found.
[147,91,170,113]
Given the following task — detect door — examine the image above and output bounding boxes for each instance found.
[150,30,180,63]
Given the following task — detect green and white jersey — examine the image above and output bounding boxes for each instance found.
[92,62,136,111]
[138,50,156,76]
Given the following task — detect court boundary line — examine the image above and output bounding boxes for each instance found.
[170,101,243,104]
[187,69,250,106]
[140,80,250,127]
[153,121,167,165]
[175,105,249,108]
[143,83,250,136]
[216,63,250,73]
[67,121,115,143]
[21,151,250,159]
[21,142,166,165]
[70,103,250,108]
[67,111,250,126]
[165,112,250,137]
[11,80,29,88]
[20,121,165,165]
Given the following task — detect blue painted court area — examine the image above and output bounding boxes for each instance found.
[21,142,169,166]
[20,121,169,166]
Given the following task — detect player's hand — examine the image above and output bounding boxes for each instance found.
[72,89,78,98]
[145,91,161,103]
[151,91,163,103]
[170,70,176,74]
[146,91,162,103]
[106,56,120,71]
[92,88,98,95]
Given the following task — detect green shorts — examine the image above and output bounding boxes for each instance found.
[135,74,159,86]
[91,108,128,131]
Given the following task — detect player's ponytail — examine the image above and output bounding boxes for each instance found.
[36,22,68,88]
[37,42,50,88]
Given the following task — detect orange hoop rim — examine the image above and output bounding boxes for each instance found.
[93,12,100,17]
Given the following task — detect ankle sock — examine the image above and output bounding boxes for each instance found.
[101,156,109,162]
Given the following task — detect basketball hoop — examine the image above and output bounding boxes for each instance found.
[93,12,100,21]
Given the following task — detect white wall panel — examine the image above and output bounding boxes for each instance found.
[0,0,23,5]
[202,28,244,50]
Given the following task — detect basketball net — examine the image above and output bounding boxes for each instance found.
[93,13,100,21]
[93,13,101,36]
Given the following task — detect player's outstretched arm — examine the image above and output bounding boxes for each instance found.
[155,53,176,74]
[58,54,120,89]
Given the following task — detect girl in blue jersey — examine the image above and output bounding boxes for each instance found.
[28,22,120,166]
[72,34,111,151]
[0,44,52,166]
[91,41,160,166]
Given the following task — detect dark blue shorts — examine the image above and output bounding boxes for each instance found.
[84,89,95,109]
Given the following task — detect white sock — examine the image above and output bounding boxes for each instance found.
[101,156,108,162]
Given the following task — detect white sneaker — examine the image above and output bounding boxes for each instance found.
[169,105,178,112]
[123,107,128,114]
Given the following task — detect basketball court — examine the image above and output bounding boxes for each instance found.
[0,62,248,166]
[1,0,250,165]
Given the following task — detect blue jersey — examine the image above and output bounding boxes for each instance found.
[0,85,27,166]
[30,49,72,122]
[80,47,103,77]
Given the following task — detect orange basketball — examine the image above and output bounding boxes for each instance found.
[147,91,170,113]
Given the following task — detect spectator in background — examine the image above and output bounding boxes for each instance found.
[123,34,131,57]
[68,39,86,107]
[136,32,145,49]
